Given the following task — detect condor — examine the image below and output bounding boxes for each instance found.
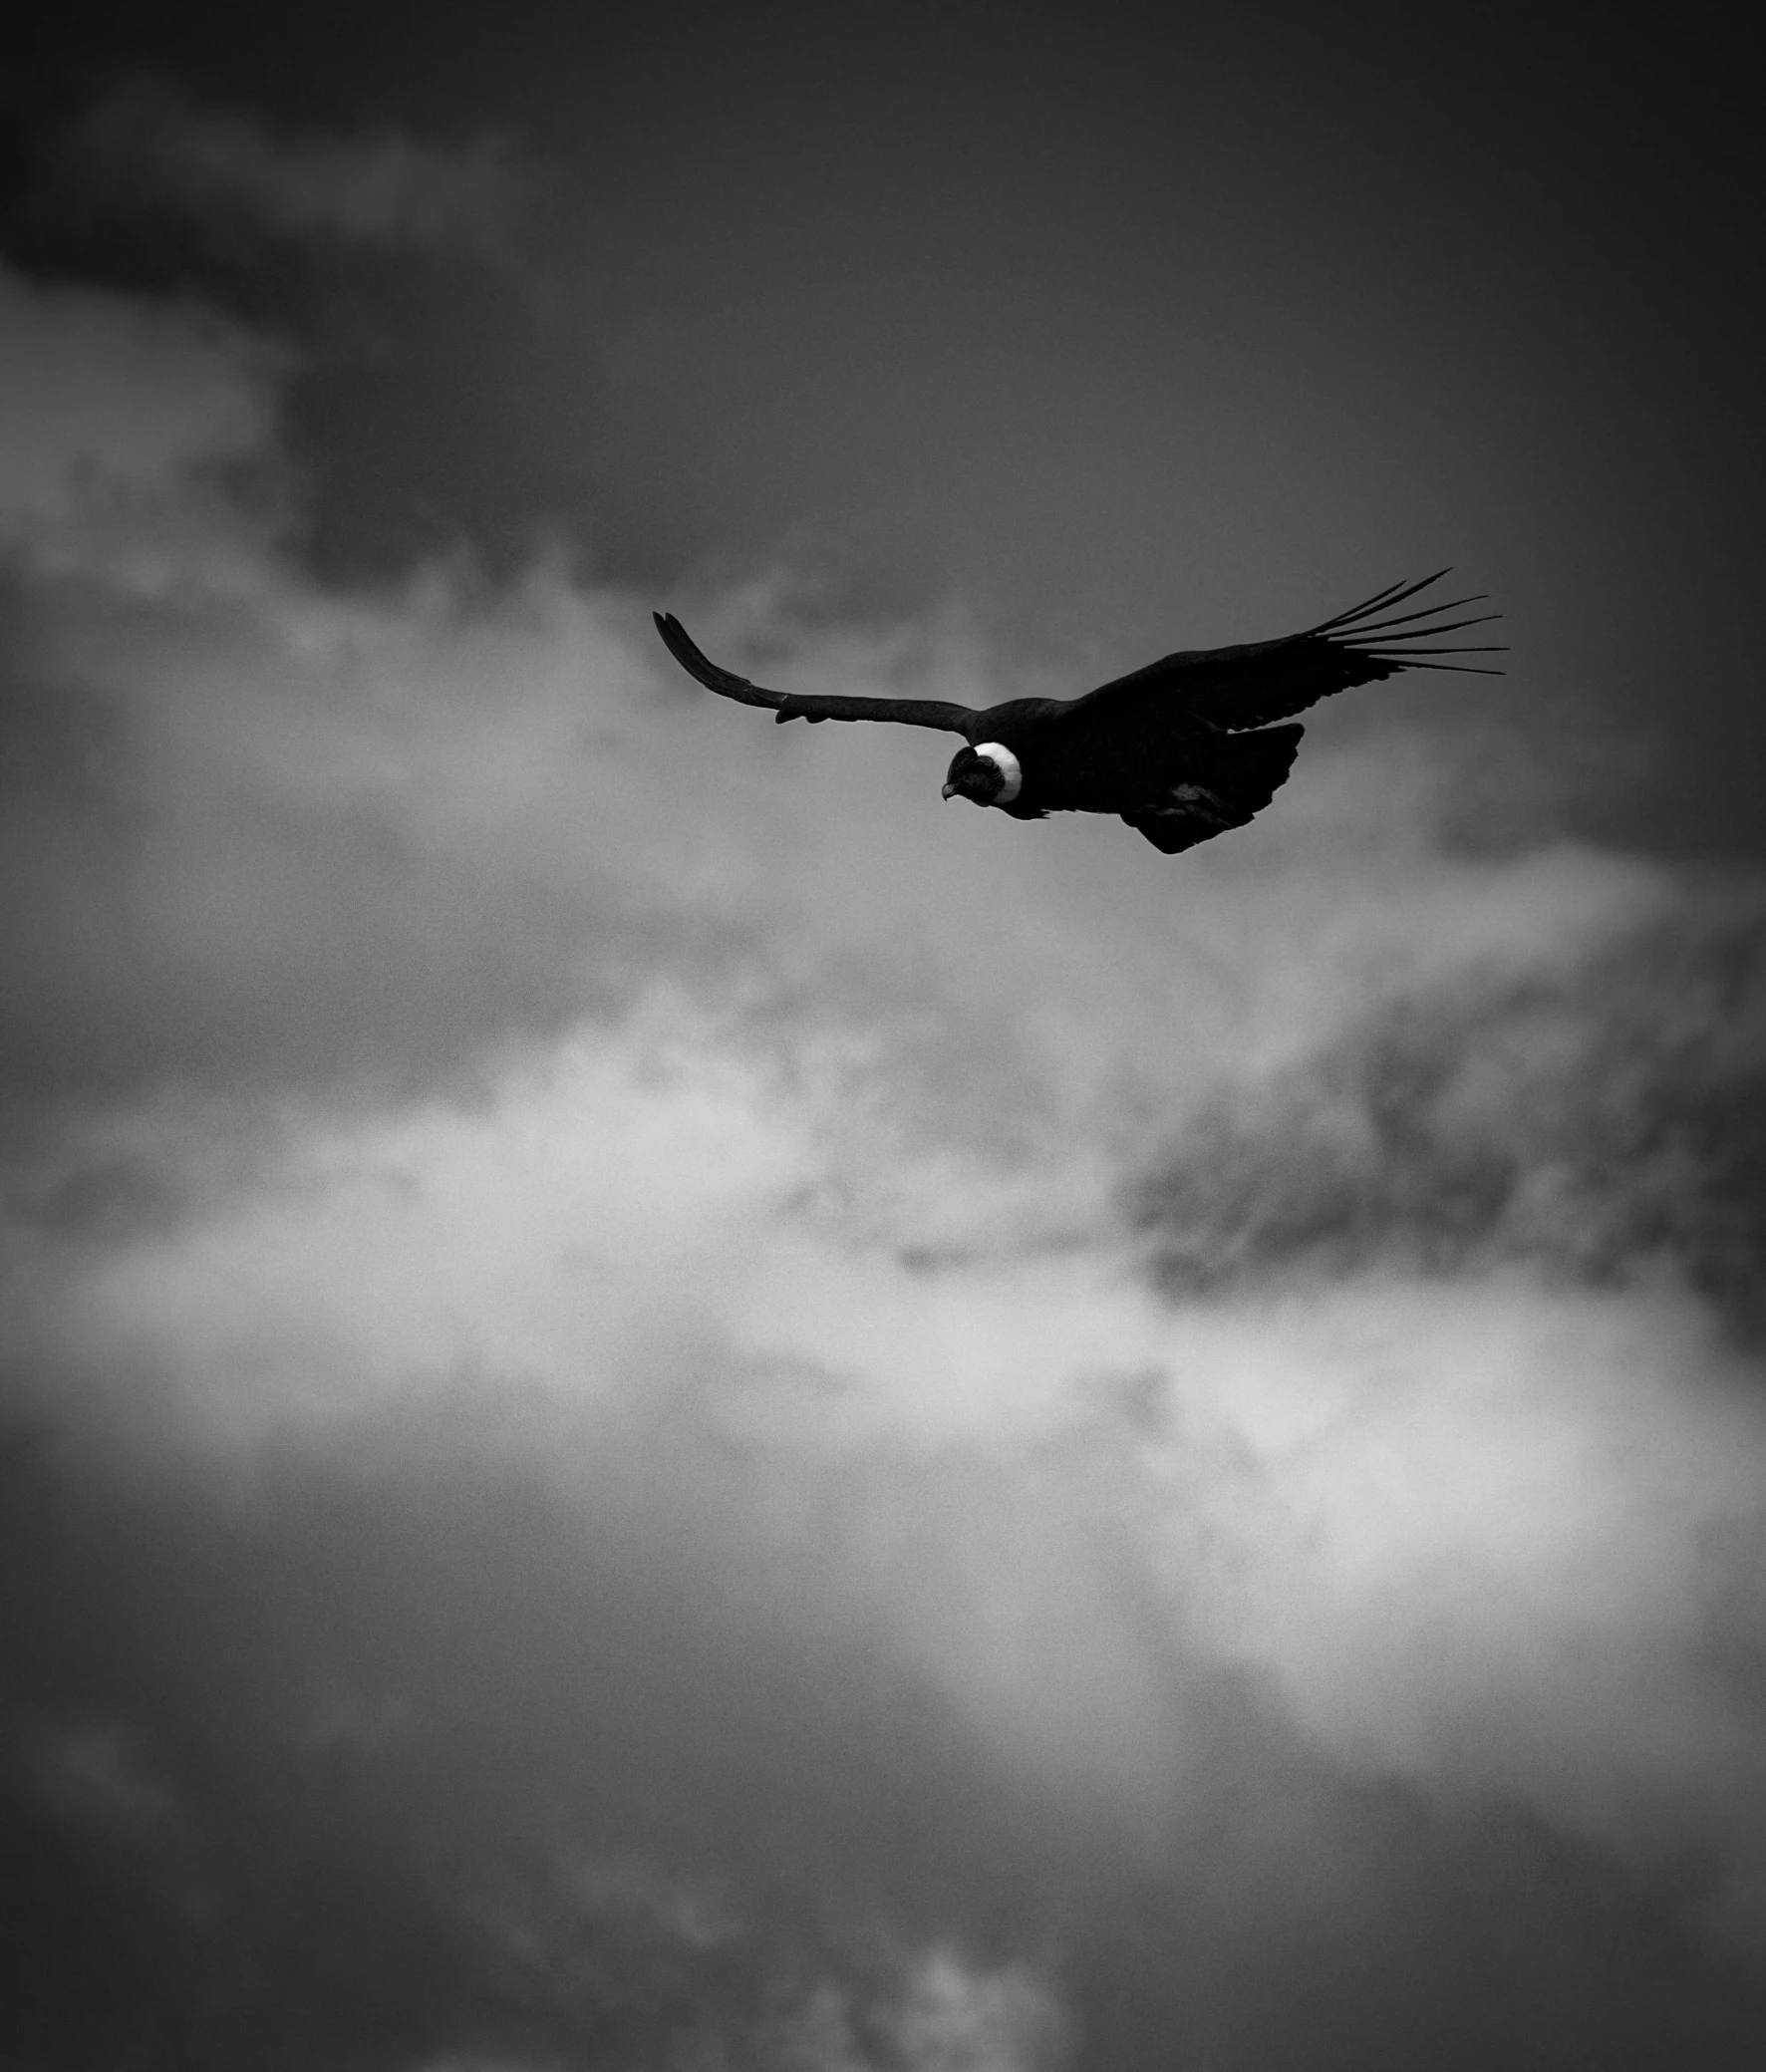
[654,572,1501,855]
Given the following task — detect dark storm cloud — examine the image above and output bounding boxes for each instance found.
[1134,891,1766,1335]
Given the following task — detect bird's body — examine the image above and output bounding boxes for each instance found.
[654,573,1501,855]
[940,700,1304,847]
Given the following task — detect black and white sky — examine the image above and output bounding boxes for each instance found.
[2,6,1764,2068]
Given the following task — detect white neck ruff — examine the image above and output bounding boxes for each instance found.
[974,740,1023,804]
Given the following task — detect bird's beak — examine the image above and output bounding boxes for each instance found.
[941,782,957,800]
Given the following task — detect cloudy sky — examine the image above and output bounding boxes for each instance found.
[2,7,1763,2068]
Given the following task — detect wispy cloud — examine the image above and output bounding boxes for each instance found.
[63,77,523,252]
[0,265,283,580]
[2,250,1764,2066]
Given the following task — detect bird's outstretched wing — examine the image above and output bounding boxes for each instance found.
[1069,572,1505,733]
[654,614,977,734]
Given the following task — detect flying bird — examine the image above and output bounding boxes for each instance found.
[653,573,1502,854]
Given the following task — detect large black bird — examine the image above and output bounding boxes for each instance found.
[653,573,1502,854]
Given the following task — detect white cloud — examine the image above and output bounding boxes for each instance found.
[890,1949,1068,2072]
[17,999,1764,1942]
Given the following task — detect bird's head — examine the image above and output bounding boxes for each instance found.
[941,740,1023,807]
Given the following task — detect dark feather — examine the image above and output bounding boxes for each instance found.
[1301,570,1453,633]
[1069,570,1505,731]
[652,614,975,735]
[1118,724,1305,853]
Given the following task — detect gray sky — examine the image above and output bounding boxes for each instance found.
[2,12,1764,2070]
